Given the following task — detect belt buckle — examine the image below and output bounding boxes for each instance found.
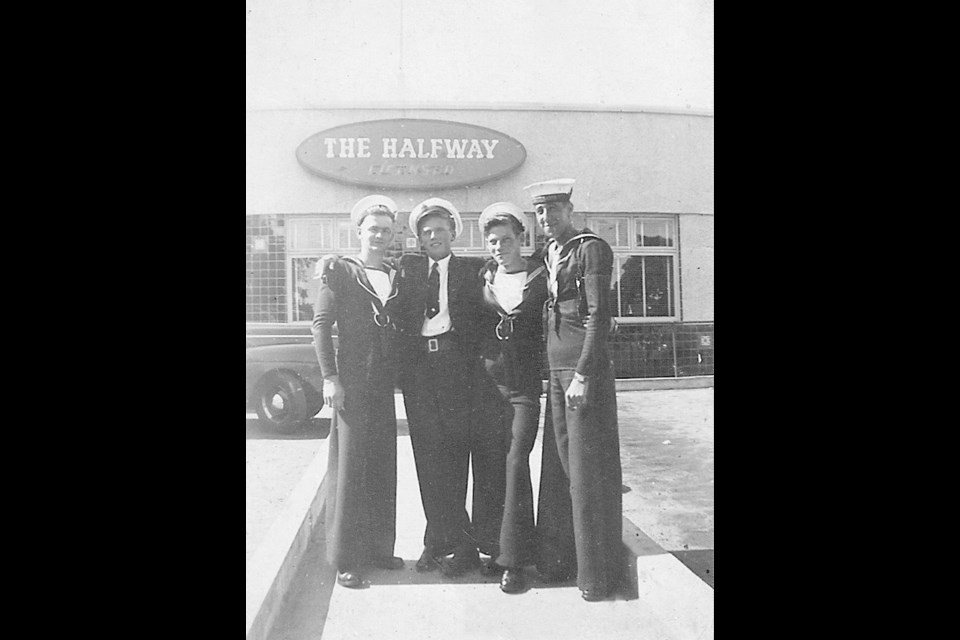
[427,338,439,352]
[496,318,511,341]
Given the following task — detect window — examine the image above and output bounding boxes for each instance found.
[606,216,678,321]
[338,220,361,251]
[261,213,674,325]
[450,216,480,250]
[637,218,673,247]
[611,255,675,318]
[286,216,365,323]
[477,212,677,321]
[288,219,333,251]
[291,256,320,323]
[588,216,630,248]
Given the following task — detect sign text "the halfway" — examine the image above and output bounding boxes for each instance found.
[323,137,500,159]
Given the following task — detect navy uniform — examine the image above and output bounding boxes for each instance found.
[475,202,552,581]
[311,195,402,577]
[527,179,625,600]
[393,198,509,573]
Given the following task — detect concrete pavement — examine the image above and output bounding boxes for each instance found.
[248,386,714,640]
[246,419,327,566]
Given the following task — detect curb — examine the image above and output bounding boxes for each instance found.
[246,441,330,640]
[614,375,713,391]
[538,375,714,393]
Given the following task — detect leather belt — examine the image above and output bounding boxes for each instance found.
[421,332,458,353]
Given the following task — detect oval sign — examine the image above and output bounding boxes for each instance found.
[296,118,527,190]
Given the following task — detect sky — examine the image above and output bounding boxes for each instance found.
[246,0,714,113]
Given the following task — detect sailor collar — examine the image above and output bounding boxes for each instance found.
[482,260,546,319]
[544,228,603,269]
[341,256,398,305]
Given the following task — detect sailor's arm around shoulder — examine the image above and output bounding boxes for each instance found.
[396,252,426,280]
[459,255,487,269]
[397,252,425,268]
[313,253,343,282]
[456,255,488,280]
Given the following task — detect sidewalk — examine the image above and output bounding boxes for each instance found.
[245,417,328,567]
[249,387,714,640]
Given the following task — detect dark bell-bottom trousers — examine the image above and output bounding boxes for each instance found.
[535,364,624,593]
[403,350,508,557]
[495,390,540,568]
[325,383,398,571]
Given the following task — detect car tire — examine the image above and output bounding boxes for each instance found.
[304,383,325,418]
[254,370,309,433]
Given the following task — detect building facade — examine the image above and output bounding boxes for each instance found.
[246,106,713,379]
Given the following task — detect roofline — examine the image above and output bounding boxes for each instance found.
[246,101,714,118]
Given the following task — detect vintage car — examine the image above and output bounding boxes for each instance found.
[245,340,325,432]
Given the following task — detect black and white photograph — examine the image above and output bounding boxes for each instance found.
[246,1,714,638]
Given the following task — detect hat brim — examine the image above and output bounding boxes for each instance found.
[409,198,463,239]
[478,202,526,232]
[531,192,572,205]
[351,195,398,226]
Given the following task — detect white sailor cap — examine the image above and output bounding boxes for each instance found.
[409,197,463,238]
[523,178,575,205]
[350,195,398,226]
[478,201,526,232]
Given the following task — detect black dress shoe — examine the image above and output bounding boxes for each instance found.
[580,586,611,602]
[441,547,480,577]
[415,549,442,572]
[499,568,525,594]
[480,558,505,577]
[336,570,363,589]
[371,555,404,570]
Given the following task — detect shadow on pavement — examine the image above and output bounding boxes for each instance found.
[265,525,335,640]
[354,563,640,604]
[363,564,503,587]
[363,562,576,590]
[246,417,331,441]
[362,557,635,601]
[669,549,714,588]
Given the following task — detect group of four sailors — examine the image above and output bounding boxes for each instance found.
[311,178,624,602]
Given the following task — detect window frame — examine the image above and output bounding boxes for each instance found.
[279,212,678,325]
[285,215,374,324]
[605,214,680,324]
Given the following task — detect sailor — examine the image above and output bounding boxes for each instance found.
[393,198,509,577]
[311,194,405,588]
[474,201,551,593]
[526,179,625,602]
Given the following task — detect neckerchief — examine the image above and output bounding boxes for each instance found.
[342,256,398,328]
[482,261,546,340]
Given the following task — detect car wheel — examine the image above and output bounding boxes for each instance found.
[254,370,309,433]
[304,383,325,418]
